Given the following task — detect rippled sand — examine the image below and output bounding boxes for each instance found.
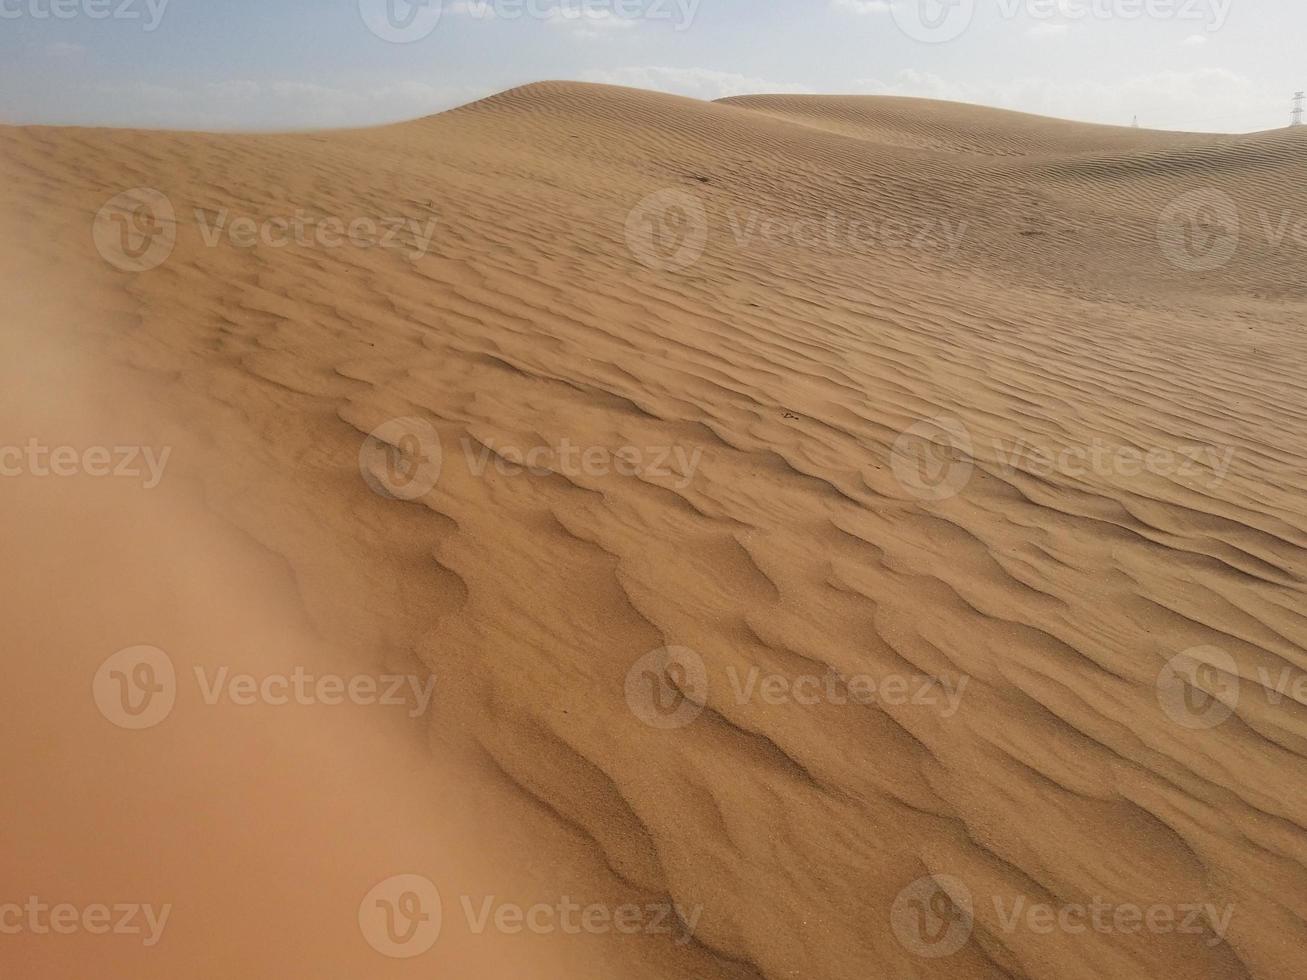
[3,82,1306,979]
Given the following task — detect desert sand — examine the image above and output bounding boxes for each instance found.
[3,82,1307,978]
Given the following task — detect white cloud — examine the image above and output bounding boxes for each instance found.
[579,66,816,101]
[553,9,640,40]
[1181,34,1208,45]
[850,67,1281,132]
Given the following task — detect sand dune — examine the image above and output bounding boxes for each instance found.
[3,82,1307,979]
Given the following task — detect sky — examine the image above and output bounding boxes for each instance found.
[0,0,1303,133]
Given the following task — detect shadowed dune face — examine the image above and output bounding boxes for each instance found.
[3,81,1307,979]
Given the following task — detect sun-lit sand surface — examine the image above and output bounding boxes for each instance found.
[3,82,1307,979]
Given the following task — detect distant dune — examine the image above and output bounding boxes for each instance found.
[3,82,1307,979]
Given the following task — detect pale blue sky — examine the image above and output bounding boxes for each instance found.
[1,0,1302,132]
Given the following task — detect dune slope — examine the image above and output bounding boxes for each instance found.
[3,82,1307,979]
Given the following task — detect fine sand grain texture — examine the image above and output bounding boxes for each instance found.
[3,82,1307,979]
